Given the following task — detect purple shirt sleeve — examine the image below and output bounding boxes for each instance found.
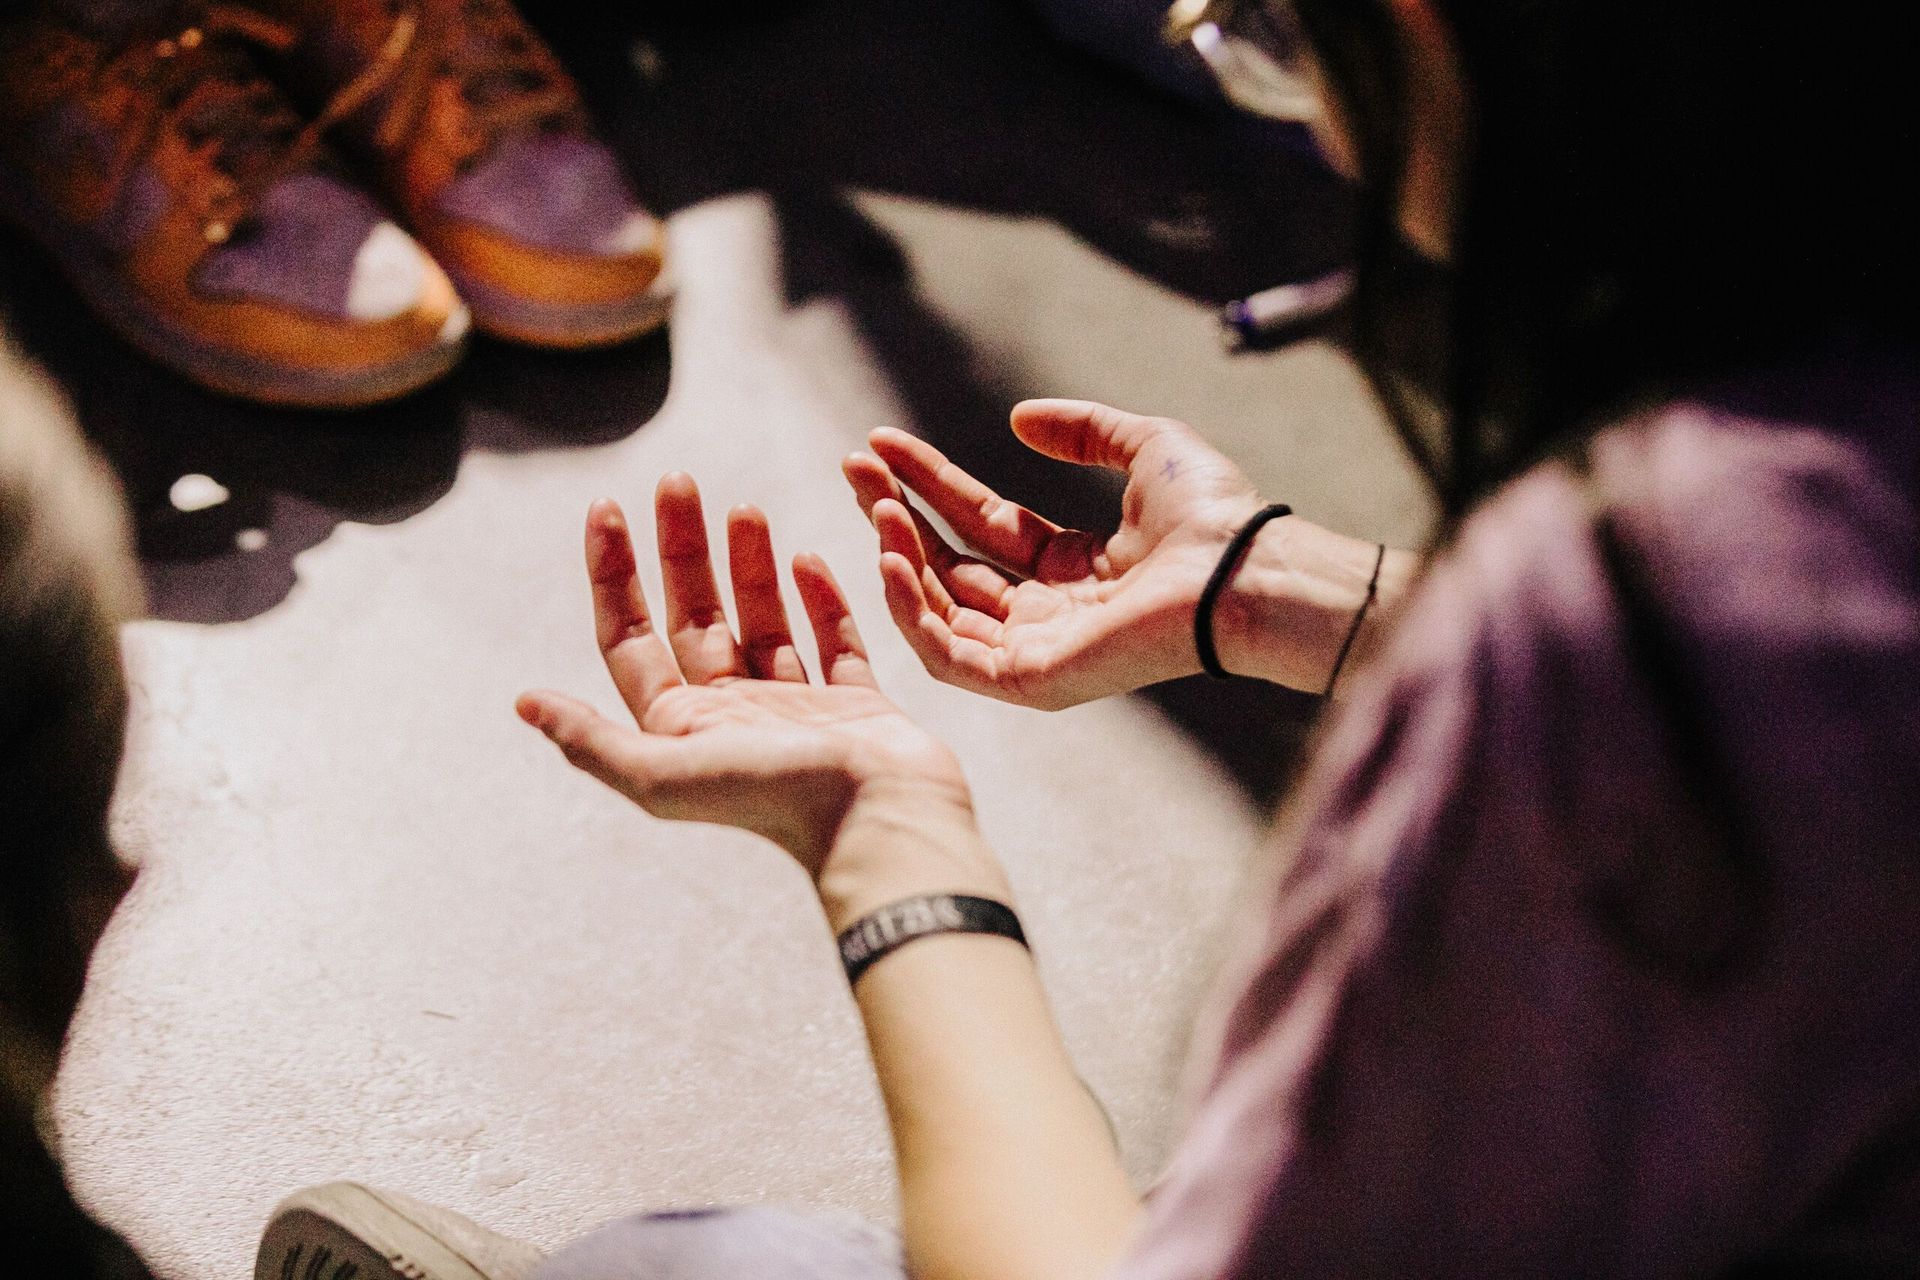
[1115,382,1920,1277]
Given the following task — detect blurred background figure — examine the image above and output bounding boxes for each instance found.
[0,337,149,1276]
[0,0,670,409]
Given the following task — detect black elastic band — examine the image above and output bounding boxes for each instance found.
[1323,541,1387,698]
[1195,503,1293,680]
[838,894,1027,987]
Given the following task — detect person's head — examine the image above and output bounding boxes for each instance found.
[1233,0,1918,515]
[0,339,146,1274]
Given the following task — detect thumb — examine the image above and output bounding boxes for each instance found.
[517,690,672,807]
[1009,399,1176,473]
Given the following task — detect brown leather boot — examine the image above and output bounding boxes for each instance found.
[257,0,671,349]
[0,4,469,408]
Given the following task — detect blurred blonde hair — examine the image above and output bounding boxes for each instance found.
[0,335,141,1096]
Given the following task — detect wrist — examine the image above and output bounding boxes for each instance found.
[1209,517,1417,692]
[817,776,1011,935]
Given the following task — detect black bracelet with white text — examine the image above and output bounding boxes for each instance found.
[837,894,1028,987]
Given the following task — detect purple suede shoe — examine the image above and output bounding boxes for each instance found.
[0,4,468,408]
[258,0,671,349]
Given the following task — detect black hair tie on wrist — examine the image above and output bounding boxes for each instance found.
[1195,503,1293,680]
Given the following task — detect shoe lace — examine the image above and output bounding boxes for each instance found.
[96,2,415,245]
[369,0,582,171]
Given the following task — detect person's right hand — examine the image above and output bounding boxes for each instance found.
[842,399,1270,709]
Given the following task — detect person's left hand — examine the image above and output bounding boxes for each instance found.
[516,475,977,885]
[841,403,1266,708]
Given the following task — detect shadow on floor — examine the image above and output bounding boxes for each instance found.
[0,237,671,624]
[556,0,1350,305]
[765,186,1321,808]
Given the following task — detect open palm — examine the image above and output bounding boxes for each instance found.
[843,400,1263,709]
[518,476,967,872]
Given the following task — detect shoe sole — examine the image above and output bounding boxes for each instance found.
[452,266,674,350]
[2,180,465,410]
[256,1183,500,1280]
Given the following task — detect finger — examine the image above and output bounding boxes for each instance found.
[842,450,906,516]
[585,498,684,716]
[868,427,1063,576]
[869,498,1005,641]
[852,457,1017,617]
[896,499,1018,616]
[516,690,678,808]
[848,454,961,578]
[654,472,745,683]
[878,552,1007,695]
[726,505,807,682]
[792,553,878,687]
[871,496,960,618]
[871,500,1006,646]
[940,550,1018,619]
[1009,399,1172,472]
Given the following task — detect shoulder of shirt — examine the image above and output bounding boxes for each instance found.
[1281,358,1917,908]
[1385,359,1920,704]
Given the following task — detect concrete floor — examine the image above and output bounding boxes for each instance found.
[6,4,1433,1276]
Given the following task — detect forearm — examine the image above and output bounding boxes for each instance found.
[821,793,1139,1280]
[1209,515,1421,692]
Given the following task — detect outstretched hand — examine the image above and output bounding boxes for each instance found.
[842,399,1265,709]
[517,477,972,878]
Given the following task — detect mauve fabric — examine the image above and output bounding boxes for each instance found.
[190,171,386,318]
[531,1206,904,1280]
[436,130,645,255]
[1114,344,1920,1277]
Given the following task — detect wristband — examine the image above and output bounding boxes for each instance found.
[1195,503,1293,679]
[837,894,1027,987]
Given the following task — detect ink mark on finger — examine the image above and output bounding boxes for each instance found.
[1161,458,1180,481]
